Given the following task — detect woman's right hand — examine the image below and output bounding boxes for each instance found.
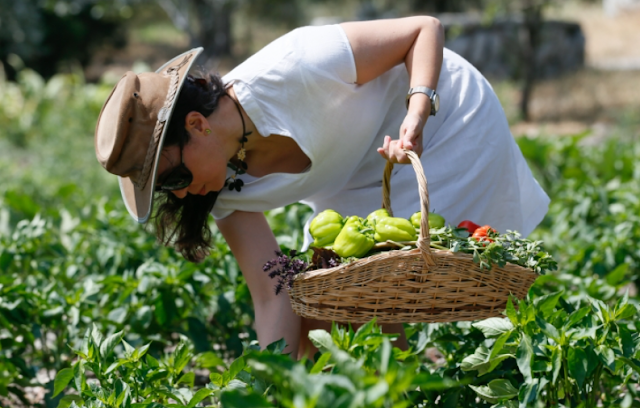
[377,109,426,164]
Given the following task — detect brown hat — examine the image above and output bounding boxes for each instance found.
[95,47,203,223]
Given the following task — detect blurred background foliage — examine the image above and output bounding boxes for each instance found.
[2,0,640,406]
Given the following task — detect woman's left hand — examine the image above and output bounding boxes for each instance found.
[377,111,425,164]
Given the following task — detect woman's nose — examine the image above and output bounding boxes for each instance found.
[171,187,188,199]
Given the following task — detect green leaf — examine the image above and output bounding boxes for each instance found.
[196,351,225,369]
[210,372,224,387]
[146,354,160,369]
[122,340,135,357]
[606,263,628,286]
[567,348,588,388]
[535,315,561,343]
[105,361,122,375]
[505,297,518,326]
[460,346,513,376]
[310,352,332,374]
[173,342,191,373]
[53,368,74,397]
[563,307,590,330]
[615,304,638,321]
[617,356,640,374]
[489,330,512,360]
[568,324,600,341]
[145,369,169,383]
[309,329,334,351]
[114,380,129,407]
[469,379,518,404]
[516,334,533,382]
[473,318,514,338]
[412,373,458,390]
[266,338,287,354]
[518,378,539,407]
[619,325,635,357]
[57,394,83,408]
[73,361,85,394]
[99,331,123,359]
[596,345,616,372]
[219,390,273,408]
[352,318,376,345]
[186,388,214,408]
[224,379,248,392]
[177,372,195,387]
[533,291,563,318]
[107,307,128,325]
[133,343,151,361]
[365,380,389,405]
[492,401,518,408]
[228,357,245,380]
[90,324,103,349]
[551,346,562,383]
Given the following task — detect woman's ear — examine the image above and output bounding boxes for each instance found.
[184,111,209,136]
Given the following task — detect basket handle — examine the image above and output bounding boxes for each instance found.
[382,150,435,266]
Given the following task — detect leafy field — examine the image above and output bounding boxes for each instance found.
[1,67,639,408]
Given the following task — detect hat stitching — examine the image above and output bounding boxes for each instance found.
[134,53,193,190]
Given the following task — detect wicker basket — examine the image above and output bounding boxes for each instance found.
[288,150,538,324]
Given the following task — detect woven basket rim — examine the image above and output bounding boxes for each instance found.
[293,246,537,283]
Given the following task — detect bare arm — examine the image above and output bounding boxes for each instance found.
[216,211,300,355]
[340,16,444,163]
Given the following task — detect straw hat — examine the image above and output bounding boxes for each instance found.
[94,48,204,223]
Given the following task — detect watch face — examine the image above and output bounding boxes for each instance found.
[433,93,440,113]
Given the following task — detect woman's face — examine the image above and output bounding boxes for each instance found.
[156,131,229,198]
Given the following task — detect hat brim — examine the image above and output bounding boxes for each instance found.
[118,47,204,223]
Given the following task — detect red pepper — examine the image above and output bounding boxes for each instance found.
[457,220,481,236]
[471,225,497,242]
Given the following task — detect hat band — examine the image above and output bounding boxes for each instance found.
[134,53,193,190]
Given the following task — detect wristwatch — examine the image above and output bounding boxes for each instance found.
[406,86,439,116]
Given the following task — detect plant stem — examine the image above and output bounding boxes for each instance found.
[563,347,570,405]
[588,363,603,408]
[429,243,449,251]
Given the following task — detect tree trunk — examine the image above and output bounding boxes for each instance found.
[192,0,233,61]
[519,3,543,121]
[156,0,234,61]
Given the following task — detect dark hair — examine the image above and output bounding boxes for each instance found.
[151,72,226,262]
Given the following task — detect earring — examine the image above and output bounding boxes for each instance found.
[205,128,211,135]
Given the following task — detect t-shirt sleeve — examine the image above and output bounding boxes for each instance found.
[290,25,358,84]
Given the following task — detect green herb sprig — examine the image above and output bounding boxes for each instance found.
[429,227,557,274]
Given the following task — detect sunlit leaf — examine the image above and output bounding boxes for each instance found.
[53,368,74,397]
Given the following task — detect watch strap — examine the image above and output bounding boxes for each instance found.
[406,86,437,113]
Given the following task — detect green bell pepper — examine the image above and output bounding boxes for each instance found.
[309,209,344,247]
[333,216,375,258]
[366,208,390,226]
[410,211,446,230]
[374,216,417,242]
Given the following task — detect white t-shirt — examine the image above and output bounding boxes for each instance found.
[216,24,550,247]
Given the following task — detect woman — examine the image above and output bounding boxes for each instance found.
[95,16,549,358]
